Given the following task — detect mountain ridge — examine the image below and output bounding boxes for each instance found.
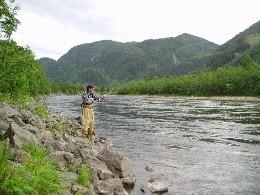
[39,33,218,84]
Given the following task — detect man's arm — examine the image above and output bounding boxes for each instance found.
[93,94,104,102]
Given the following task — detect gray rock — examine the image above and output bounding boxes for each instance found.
[0,104,22,121]
[11,122,40,148]
[95,178,128,195]
[51,140,70,152]
[148,173,165,183]
[49,151,74,170]
[80,148,113,180]
[145,165,154,172]
[141,182,168,193]
[67,143,82,159]
[20,109,46,129]
[98,148,134,178]
[86,156,113,180]
[62,172,78,183]
[0,120,8,134]
[121,176,136,187]
[40,130,53,141]
[63,134,91,148]
[23,124,40,135]
[11,116,25,127]
[72,184,96,195]
[60,190,73,195]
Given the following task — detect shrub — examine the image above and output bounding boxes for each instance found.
[77,164,91,187]
[0,141,62,195]
[35,104,48,120]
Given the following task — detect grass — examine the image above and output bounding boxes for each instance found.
[0,93,31,107]
[50,122,71,134]
[35,104,49,120]
[0,141,62,195]
[77,164,92,187]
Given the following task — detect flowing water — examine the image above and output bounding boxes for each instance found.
[46,95,260,195]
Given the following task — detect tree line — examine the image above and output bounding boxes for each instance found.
[0,0,83,103]
[116,56,260,96]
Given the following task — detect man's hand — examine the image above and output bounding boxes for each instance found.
[98,96,105,102]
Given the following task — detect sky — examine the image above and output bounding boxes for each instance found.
[13,0,260,60]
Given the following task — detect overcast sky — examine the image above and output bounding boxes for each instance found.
[13,0,260,60]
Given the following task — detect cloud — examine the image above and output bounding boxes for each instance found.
[13,0,260,59]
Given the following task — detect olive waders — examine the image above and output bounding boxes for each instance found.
[81,104,95,142]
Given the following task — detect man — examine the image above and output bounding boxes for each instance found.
[81,85,104,141]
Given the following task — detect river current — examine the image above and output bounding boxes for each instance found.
[46,95,260,195]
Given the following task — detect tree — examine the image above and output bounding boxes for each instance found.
[0,0,20,40]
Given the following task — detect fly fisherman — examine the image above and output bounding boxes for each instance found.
[81,85,104,141]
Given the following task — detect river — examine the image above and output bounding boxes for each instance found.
[46,95,260,195]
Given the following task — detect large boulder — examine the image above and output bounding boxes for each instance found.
[19,109,46,129]
[97,148,134,178]
[79,148,113,181]
[87,156,113,181]
[0,104,22,121]
[9,122,40,148]
[72,184,96,195]
[141,182,168,193]
[49,151,75,170]
[95,178,128,195]
[62,172,78,183]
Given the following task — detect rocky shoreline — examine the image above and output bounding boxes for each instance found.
[0,100,135,195]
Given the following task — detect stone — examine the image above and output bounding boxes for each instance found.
[141,182,168,193]
[148,173,164,183]
[20,109,46,129]
[49,151,75,170]
[11,148,29,163]
[71,184,96,195]
[121,176,136,187]
[0,120,8,135]
[67,143,82,159]
[145,165,154,172]
[63,134,91,148]
[11,122,40,148]
[61,172,78,183]
[40,130,53,141]
[60,190,73,195]
[86,156,113,180]
[95,178,128,195]
[98,148,134,178]
[0,104,22,121]
[23,124,40,135]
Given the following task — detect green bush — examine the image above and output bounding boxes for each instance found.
[0,141,62,195]
[35,104,49,120]
[50,123,68,133]
[116,63,260,96]
[22,142,60,194]
[77,164,91,187]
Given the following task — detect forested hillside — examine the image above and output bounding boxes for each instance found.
[115,20,260,96]
[204,20,260,69]
[38,34,218,85]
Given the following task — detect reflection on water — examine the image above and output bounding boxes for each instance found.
[46,95,260,195]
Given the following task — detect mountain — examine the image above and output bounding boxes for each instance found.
[204,20,260,69]
[38,34,218,85]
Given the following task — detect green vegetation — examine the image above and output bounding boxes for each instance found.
[115,21,260,96]
[116,61,260,96]
[50,123,69,134]
[204,20,260,69]
[0,0,84,104]
[0,141,61,195]
[77,164,92,187]
[38,34,218,85]
[35,104,49,120]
